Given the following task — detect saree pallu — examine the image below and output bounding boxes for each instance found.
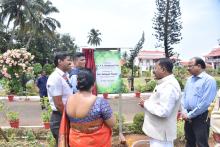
[69,122,112,147]
[58,109,70,147]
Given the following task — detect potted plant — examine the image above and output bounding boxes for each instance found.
[135,84,142,98]
[6,111,19,128]
[41,111,51,129]
[103,93,109,99]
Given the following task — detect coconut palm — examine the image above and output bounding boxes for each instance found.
[0,0,60,48]
[0,0,45,45]
[87,28,102,46]
[24,0,61,48]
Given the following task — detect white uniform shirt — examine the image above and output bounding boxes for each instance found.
[46,67,72,111]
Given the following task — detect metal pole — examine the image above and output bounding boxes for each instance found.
[131,60,134,91]
[118,93,122,134]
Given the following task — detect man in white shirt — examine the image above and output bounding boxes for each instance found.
[139,58,181,147]
[46,52,72,146]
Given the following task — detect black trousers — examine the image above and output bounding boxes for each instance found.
[184,111,210,147]
[50,111,62,147]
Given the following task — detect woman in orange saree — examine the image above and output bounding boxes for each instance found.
[59,69,115,147]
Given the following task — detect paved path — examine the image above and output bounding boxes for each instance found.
[0,94,150,127]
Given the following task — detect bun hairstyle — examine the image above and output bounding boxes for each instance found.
[76,68,95,91]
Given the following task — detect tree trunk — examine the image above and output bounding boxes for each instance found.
[26,35,33,49]
[9,25,16,48]
[164,0,170,58]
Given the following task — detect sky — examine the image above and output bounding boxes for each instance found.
[50,0,220,60]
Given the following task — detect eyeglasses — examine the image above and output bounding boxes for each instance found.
[187,65,197,68]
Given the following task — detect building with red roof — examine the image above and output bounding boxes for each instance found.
[137,50,179,71]
[204,44,220,69]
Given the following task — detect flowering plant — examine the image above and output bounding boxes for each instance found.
[0,48,34,94]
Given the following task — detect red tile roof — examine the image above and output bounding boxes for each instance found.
[204,47,220,57]
[138,50,165,59]
[138,50,179,60]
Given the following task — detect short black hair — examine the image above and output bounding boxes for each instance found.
[192,57,206,69]
[54,52,70,67]
[74,52,85,61]
[76,68,95,91]
[158,58,173,73]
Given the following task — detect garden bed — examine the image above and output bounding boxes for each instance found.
[0,128,216,147]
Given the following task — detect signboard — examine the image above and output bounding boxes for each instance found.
[94,49,122,94]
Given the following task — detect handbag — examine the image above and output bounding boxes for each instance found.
[58,108,70,147]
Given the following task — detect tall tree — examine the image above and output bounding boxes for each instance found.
[0,0,44,45]
[0,0,60,49]
[87,28,102,46]
[24,0,61,49]
[153,0,182,58]
[128,32,145,91]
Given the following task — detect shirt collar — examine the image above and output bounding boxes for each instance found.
[157,74,174,85]
[193,71,206,79]
[55,67,66,76]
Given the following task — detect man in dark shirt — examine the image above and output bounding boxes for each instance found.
[37,70,48,109]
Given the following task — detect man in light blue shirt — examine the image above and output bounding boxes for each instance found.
[69,52,86,93]
[182,57,217,147]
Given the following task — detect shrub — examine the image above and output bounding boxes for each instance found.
[176,77,185,90]
[43,64,54,75]
[0,48,34,94]
[145,80,156,92]
[131,112,144,134]
[26,80,38,96]
[121,65,130,78]
[33,63,42,76]
[135,84,142,92]
[216,79,220,88]
[26,130,36,142]
[113,112,125,134]
[177,120,185,141]
[121,81,129,93]
[46,132,56,147]
[142,70,151,77]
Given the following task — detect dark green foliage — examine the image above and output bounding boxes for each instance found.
[153,0,182,58]
[33,63,43,76]
[26,130,36,142]
[43,64,54,75]
[87,28,102,46]
[216,79,220,88]
[128,32,145,68]
[131,112,144,134]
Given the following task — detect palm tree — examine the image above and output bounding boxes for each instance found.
[0,0,60,49]
[24,0,61,48]
[87,28,102,46]
[0,0,44,46]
